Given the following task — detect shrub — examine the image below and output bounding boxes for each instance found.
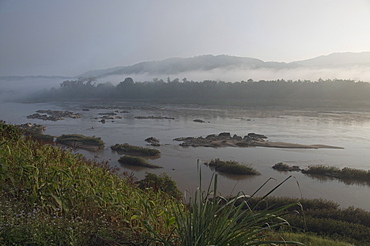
[138,173,182,199]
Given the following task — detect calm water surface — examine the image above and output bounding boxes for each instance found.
[1,101,370,210]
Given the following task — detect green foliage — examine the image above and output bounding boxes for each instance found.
[0,121,176,244]
[27,132,55,142]
[250,196,370,245]
[145,173,303,245]
[208,158,260,175]
[1,121,368,245]
[276,232,354,246]
[137,173,182,200]
[111,143,161,157]
[118,155,162,168]
[35,78,370,108]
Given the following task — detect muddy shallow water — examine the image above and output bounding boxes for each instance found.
[2,100,370,210]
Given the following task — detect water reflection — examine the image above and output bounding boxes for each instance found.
[3,101,370,210]
[205,166,258,181]
[304,173,370,187]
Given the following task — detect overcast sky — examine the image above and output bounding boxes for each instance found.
[1,0,370,76]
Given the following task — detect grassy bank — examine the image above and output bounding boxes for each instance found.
[1,121,366,245]
[249,196,370,245]
[0,122,175,244]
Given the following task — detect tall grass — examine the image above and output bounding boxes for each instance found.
[0,122,177,244]
[145,167,303,245]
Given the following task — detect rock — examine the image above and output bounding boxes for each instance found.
[17,123,46,134]
[135,116,175,120]
[27,110,81,121]
[247,133,267,140]
[145,137,160,146]
[218,132,231,138]
[98,112,117,116]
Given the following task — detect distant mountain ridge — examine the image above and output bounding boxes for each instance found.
[292,52,370,67]
[80,52,370,78]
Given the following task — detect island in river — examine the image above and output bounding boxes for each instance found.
[174,132,344,149]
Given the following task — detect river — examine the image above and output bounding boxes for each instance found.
[1,100,370,210]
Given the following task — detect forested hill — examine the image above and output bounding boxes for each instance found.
[35,77,370,108]
[80,55,294,78]
[80,52,370,78]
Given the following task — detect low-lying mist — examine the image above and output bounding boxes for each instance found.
[96,65,370,84]
[1,65,370,102]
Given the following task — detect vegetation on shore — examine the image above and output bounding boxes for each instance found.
[1,121,367,245]
[111,143,161,157]
[118,155,162,168]
[0,122,176,245]
[34,77,370,108]
[206,158,260,175]
[249,196,370,245]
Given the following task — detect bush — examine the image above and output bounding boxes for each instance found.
[137,173,182,199]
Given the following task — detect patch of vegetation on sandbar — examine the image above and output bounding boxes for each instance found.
[118,156,162,168]
[272,162,301,172]
[57,134,104,151]
[111,143,160,157]
[302,165,370,181]
[206,158,260,175]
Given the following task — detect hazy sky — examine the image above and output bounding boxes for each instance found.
[1,0,370,76]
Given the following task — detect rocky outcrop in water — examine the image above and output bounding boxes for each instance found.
[145,137,160,146]
[16,123,46,134]
[27,110,81,121]
[174,132,343,149]
[174,132,267,147]
[135,116,175,120]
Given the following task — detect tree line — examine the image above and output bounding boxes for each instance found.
[37,77,370,108]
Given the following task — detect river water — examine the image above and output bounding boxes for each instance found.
[1,100,370,210]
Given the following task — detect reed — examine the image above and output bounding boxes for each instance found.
[144,167,302,245]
